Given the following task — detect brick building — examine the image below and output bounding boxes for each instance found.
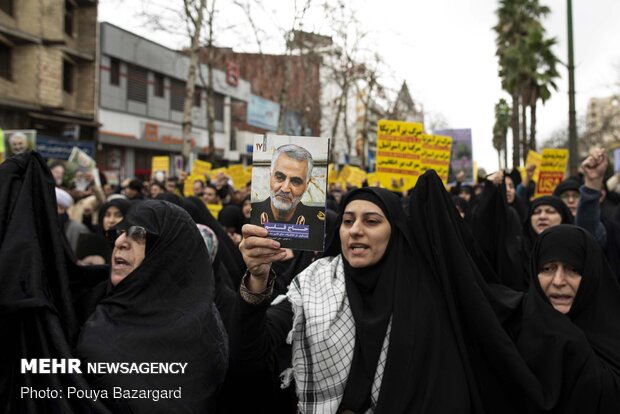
[206,43,323,160]
[0,0,99,158]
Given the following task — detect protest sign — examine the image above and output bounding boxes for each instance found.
[250,134,329,251]
[376,120,424,191]
[68,146,101,188]
[434,128,473,185]
[151,156,170,182]
[534,148,569,198]
[191,160,212,178]
[4,129,36,158]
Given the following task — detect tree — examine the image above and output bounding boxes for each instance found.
[493,98,511,169]
[494,0,552,169]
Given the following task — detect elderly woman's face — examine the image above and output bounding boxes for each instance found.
[340,199,391,268]
[531,205,562,234]
[537,261,582,314]
[111,229,146,286]
[103,206,124,231]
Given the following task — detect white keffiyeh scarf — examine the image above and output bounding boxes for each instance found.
[275,255,390,414]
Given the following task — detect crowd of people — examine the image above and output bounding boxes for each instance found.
[1,146,620,413]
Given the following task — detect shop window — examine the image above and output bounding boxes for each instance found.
[170,79,185,111]
[0,0,13,16]
[154,72,164,97]
[127,64,148,103]
[0,43,11,80]
[63,60,74,93]
[110,58,120,86]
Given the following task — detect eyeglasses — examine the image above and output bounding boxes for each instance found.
[105,226,147,244]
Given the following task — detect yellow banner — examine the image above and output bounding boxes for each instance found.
[534,148,569,198]
[419,133,452,184]
[340,165,367,188]
[522,150,542,183]
[328,163,339,184]
[228,164,247,189]
[151,156,169,180]
[375,120,452,190]
[376,120,424,191]
[208,167,228,181]
[366,172,381,187]
[191,160,212,178]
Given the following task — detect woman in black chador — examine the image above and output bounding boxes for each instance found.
[76,200,228,413]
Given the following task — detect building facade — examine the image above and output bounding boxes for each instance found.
[207,41,323,163]
[585,95,620,150]
[0,0,98,158]
[97,23,251,183]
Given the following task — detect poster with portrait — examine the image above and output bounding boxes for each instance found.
[434,128,474,185]
[4,129,37,158]
[250,134,329,251]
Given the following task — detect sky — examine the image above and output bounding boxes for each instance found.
[99,0,620,172]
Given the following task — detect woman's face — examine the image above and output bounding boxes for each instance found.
[103,206,124,231]
[242,200,251,219]
[505,176,515,204]
[537,261,582,314]
[111,230,146,286]
[340,199,391,268]
[530,205,562,234]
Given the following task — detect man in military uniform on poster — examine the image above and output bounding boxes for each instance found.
[251,144,325,251]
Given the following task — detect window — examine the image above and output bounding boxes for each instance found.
[154,72,164,97]
[64,1,74,36]
[127,64,148,103]
[0,0,13,16]
[0,43,11,80]
[214,93,224,122]
[170,79,185,111]
[193,88,202,107]
[63,60,74,93]
[110,58,120,86]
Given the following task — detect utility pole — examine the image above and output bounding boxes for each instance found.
[567,0,578,175]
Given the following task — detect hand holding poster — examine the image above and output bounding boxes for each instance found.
[68,146,101,188]
[250,134,329,251]
[4,130,36,158]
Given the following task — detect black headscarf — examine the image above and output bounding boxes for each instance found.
[97,198,131,234]
[338,188,404,412]
[75,200,228,413]
[183,196,246,286]
[219,204,245,235]
[469,178,528,290]
[523,195,574,251]
[532,225,620,356]
[1,152,112,413]
[155,191,183,207]
[552,177,581,197]
[516,224,620,412]
[335,186,473,413]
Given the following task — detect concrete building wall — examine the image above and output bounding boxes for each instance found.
[39,47,63,107]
